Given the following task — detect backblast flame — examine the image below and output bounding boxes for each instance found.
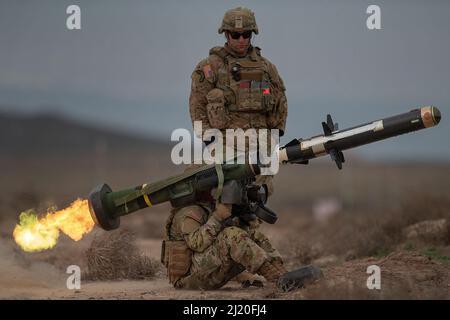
[13,198,94,252]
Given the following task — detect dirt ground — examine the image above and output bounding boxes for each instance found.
[2,236,449,300]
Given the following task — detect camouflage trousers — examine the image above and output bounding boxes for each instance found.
[174,225,282,290]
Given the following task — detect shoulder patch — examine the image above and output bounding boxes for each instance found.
[202,64,213,79]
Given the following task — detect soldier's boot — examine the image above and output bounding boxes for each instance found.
[272,259,288,274]
[256,260,323,292]
[257,259,288,281]
[234,271,264,288]
[256,260,286,283]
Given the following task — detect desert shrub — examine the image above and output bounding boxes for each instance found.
[85,229,160,280]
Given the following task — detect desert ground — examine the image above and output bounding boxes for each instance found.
[1,113,449,299]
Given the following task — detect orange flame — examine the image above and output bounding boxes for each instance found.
[13,199,95,252]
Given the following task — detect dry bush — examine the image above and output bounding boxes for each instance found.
[283,192,450,264]
[286,241,323,266]
[295,251,450,299]
[360,193,450,255]
[320,193,450,259]
[85,229,160,280]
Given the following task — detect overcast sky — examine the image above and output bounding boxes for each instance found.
[0,0,449,160]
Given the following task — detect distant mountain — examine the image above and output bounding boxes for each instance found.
[0,111,171,156]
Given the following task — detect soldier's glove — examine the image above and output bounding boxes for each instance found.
[212,203,232,221]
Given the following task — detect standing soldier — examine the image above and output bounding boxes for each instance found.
[162,7,321,291]
[189,6,288,170]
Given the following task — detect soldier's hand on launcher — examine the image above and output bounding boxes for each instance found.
[213,203,232,221]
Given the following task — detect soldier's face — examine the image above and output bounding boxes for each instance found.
[226,31,251,55]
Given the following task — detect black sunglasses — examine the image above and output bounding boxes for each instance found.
[229,31,252,40]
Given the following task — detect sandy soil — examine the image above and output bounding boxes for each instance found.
[2,236,449,300]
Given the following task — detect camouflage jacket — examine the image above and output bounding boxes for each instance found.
[166,204,275,254]
[166,205,223,252]
[189,44,288,138]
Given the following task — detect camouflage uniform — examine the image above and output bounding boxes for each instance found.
[189,7,288,195]
[162,7,288,290]
[165,204,283,290]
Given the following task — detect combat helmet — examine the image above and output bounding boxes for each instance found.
[218,7,259,35]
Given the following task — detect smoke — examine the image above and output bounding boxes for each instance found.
[0,240,67,298]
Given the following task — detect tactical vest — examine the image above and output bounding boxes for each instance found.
[162,204,212,285]
[209,46,276,115]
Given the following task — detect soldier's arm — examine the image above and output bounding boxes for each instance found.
[181,214,223,253]
[189,60,215,138]
[266,63,288,136]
